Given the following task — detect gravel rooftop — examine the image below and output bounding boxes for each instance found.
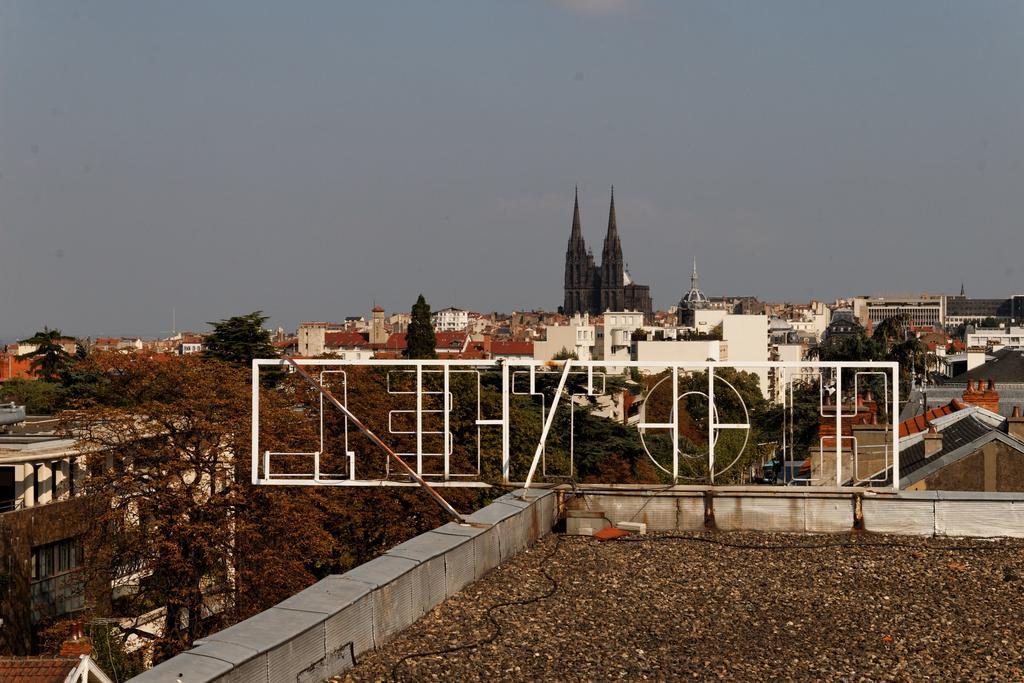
[340,531,1024,682]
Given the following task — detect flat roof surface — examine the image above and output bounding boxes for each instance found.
[341,532,1024,681]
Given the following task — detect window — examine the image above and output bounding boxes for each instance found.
[0,466,15,512]
[50,460,60,498]
[33,463,42,503]
[31,538,83,581]
[68,457,76,497]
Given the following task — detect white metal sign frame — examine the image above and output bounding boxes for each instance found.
[252,358,900,491]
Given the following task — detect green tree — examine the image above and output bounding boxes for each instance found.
[203,312,278,366]
[17,328,73,383]
[552,347,578,361]
[0,377,62,414]
[810,323,883,363]
[405,295,436,360]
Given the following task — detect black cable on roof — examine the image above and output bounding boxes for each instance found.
[390,535,566,683]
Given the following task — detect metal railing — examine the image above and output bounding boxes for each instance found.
[252,359,900,492]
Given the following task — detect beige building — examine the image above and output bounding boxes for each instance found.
[634,340,723,373]
[691,309,728,335]
[533,314,596,361]
[599,311,645,372]
[721,314,770,398]
[852,294,945,328]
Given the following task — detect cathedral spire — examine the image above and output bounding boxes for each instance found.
[691,257,699,291]
[570,185,582,240]
[607,185,618,239]
[602,186,622,259]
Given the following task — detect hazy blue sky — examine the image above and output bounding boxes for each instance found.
[2,1,1022,338]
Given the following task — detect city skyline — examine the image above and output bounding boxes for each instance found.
[2,2,1023,337]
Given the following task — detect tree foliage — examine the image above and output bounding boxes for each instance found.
[813,315,933,395]
[202,311,278,367]
[62,355,333,661]
[811,327,883,363]
[17,328,73,383]
[405,295,436,360]
[551,347,578,360]
[57,354,489,663]
[0,378,62,414]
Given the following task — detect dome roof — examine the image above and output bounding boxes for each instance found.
[679,257,708,306]
[681,287,708,304]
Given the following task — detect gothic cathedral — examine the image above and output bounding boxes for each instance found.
[563,187,653,322]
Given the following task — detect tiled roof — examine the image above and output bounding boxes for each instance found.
[324,331,370,348]
[898,400,965,437]
[899,413,994,479]
[491,340,534,356]
[383,333,407,350]
[435,332,469,351]
[0,657,78,683]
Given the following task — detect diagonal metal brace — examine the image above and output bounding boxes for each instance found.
[285,358,467,524]
[522,359,573,495]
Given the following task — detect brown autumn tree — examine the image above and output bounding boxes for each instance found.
[61,353,335,663]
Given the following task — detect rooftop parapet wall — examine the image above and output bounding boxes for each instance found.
[582,487,1024,537]
[124,486,1024,682]
[128,489,556,683]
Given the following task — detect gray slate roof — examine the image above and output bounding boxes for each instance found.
[948,349,1024,385]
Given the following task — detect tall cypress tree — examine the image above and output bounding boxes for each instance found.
[406,295,437,359]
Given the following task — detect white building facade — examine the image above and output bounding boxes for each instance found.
[432,307,469,332]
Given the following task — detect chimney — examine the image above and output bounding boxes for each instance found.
[981,380,1000,412]
[1009,405,1024,442]
[962,378,1000,412]
[923,425,944,458]
[59,621,94,658]
[967,347,986,372]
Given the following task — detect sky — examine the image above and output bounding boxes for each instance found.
[1,1,1023,339]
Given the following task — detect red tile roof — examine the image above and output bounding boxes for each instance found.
[0,657,79,683]
[382,332,407,350]
[898,400,965,438]
[324,331,370,348]
[491,340,534,356]
[435,331,469,348]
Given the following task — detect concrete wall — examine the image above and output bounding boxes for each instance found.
[634,340,721,369]
[128,489,557,683]
[584,488,1024,538]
